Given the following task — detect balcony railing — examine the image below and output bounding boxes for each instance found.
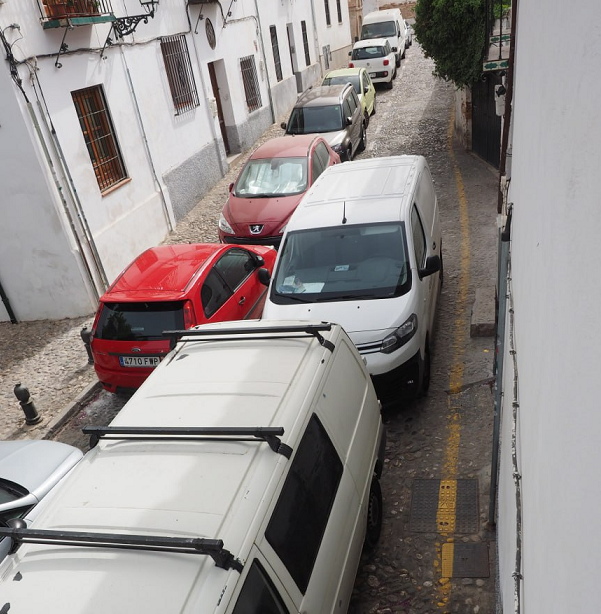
[42,0,113,21]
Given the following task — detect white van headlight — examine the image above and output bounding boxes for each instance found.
[381,314,418,354]
[219,213,234,234]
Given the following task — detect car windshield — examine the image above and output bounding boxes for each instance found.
[95,302,185,341]
[361,21,396,38]
[234,157,308,197]
[322,75,361,96]
[287,105,343,134]
[0,479,27,505]
[271,223,411,304]
[352,46,386,60]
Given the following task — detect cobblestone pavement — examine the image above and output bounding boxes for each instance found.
[1,39,499,613]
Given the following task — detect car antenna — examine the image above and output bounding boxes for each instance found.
[342,201,347,224]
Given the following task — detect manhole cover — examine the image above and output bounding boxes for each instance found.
[409,479,479,533]
[441,543,490,578]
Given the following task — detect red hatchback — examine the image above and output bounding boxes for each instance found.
[218,134,340,247]
[90,243,275,394]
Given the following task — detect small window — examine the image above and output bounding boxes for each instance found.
[311,149,326,183]
[301,21,311,66]
[343,97,353,119]
[324,0,331,26]
[201,270,232,318]
[314,141,330,171]
[270,25,283,82]
[214,248,256,291]
[336,0,342,23]
[232,560,290,614]
[72,85,127,193]
[266,414,343,594]
[411,205,427,268]
[160,35,200,115]
[240,56,263,112]
[346,91,358,113]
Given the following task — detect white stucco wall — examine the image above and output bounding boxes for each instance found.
[497,1,601,612]
[313,0,353,70]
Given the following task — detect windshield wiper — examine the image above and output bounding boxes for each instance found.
[315,293,382,302]
[276,292,312,303]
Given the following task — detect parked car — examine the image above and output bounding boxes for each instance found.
[218,135,340,247]
[404,20,413,47]
[0,321,385,614]
[349,38,397,90]
[321,67,376,126]
[90,243,276,394]
[0,439,83,560]
[281,83,366,162]
[361,8,407,66]
[262,156,442,405]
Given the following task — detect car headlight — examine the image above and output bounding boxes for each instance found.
[381,314,418,354]
[219,213,234,234]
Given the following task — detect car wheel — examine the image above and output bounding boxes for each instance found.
[344,145,353,162]
[364,110,370,128]
[439,249,444,286]
[402,45,406,59]
[420,340,431,396]
[396,55,401,68]
[386,78,393,90]
[371,98,376,116]
[358,124,366,152]
[365,477,383,550]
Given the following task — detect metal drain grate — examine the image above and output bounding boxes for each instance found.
[409,479,479,533]
[441,543,490,578]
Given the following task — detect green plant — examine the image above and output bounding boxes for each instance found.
[414,0,487,87]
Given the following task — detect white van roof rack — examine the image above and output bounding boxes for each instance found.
[163,323,335,352]
[82,425,294,458]
[0,525,244,572]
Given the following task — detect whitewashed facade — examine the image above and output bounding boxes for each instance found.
[496,0,601,612]
[0,0,352,322]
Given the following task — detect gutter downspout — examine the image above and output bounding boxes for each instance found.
[253,0,276,123]
[0,279,18,323]
[120,47,174,232]
[309,0,323,74]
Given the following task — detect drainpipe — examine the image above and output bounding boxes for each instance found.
[27,101,102,301]
[309,0,323,74]
[253,0,276,123]
[120,47,174,232]
[0,279,18,323]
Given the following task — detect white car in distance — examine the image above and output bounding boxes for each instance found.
[349,38,397,90]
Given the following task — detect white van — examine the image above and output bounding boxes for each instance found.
[361,9,408,67]
[0,321,385,614]
[262,156,442,405]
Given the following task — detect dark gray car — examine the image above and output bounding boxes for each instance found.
[281,84,366,162]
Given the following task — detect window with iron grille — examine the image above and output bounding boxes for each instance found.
[324,0,331,26]
[160,35,200,115]
[336,0,342,23]
[270,25,283,82]
[301,21,310,66]
[240,56,262,112]
[72,85,127,193]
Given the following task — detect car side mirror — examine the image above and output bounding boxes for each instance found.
[346,116,353,126]
[253,254,265,268]
[257,267,271,286]
[280,122,287,130]
[228,182,234,193]
[420,255,441,278]
[348,50,352,56]
[392,46,398,52]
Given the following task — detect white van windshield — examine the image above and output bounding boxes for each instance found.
[361,21,396,39]
[271,223,411,303]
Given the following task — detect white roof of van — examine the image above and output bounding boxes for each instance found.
[363,8,401,21]
[0,321,342,614]
[286,155,423,232]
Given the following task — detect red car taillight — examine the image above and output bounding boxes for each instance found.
[183,300,196,329]
[383,59,389,66]
[348,62,354,68]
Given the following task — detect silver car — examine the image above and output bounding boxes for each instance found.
[0,439,83,558]
[281,84,366,162]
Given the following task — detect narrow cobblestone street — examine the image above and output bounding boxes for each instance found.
[0,39,499,613]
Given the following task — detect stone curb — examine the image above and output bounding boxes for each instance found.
[42,381,103,441]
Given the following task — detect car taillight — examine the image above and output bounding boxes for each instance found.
[383,59,389,66]
[183,300,196,329]
[348,62,354,68]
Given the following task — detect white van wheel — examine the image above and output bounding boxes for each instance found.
[365,477,383,549]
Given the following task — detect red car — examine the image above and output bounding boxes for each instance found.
[218,134,340,247]
[90,243,275,394]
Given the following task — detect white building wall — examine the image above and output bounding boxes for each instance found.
[497,1,601,612]
[313,0,353,71]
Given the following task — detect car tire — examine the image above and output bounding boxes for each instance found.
[358,125,366,152]
[364,110,370,128]
[420,340,431,396]
[396,55,401,68]
[386,78,393,90]
[439,249,444,286]
[371,98,377,116]
[365,477,383,550]
[344,145,353,162]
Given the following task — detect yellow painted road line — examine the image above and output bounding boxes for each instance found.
[435,106,471,611]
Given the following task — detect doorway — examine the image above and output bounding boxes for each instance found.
[208,61,231,155]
